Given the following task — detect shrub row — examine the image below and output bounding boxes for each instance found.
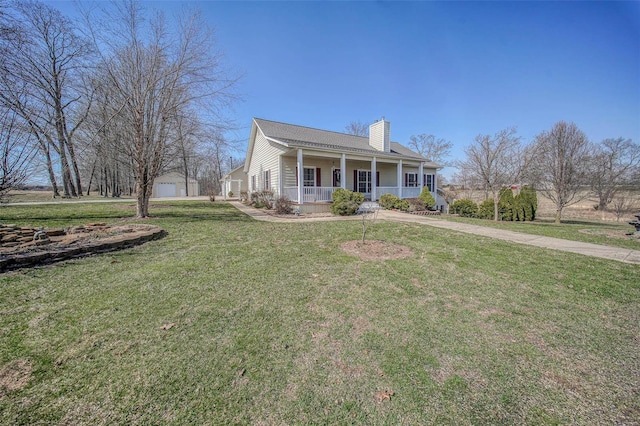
[450,186,537,221]
[377,187,438,212]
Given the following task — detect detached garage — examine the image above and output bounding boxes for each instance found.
[152,172,200,198]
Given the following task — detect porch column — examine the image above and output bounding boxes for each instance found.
[418,162,424,192]
[297,149,304,204]
[397,160,403,199]
[371,156,377,201]
[340,153,346,189]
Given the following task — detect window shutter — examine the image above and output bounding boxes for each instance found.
[354,170,357,191]
[404,173,408,187]
[376,171,380,187]
[295,166,298,186]
[316,168,321,187]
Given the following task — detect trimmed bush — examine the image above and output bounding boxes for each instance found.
[379,193,400,210]
[515,185,537,221]
[478,199,495,219]
[418,187,437,210]
[275,195,294,214]
[406,197,426,212]
[395,199,410,211]
[331,188,364,216]
[450,199,478,217]
[499,187,516,221]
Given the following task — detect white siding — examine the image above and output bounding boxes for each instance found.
[247,130,286,194]
[368,120,390,152]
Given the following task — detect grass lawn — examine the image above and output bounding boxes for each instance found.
[2,190,136,204]
[433,215,640,250]
[1,201,639,425]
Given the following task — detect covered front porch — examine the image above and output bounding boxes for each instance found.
[280,148,436,204]
[283,186,424,203]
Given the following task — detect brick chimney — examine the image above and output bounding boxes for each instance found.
[369,118,390,152]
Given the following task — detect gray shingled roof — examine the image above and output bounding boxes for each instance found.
[254,118,439,166]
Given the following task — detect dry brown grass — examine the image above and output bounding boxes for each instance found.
[450,188,639,222]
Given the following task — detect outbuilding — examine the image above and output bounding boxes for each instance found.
[152,172,200,198]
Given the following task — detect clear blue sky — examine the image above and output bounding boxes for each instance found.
[50,1,640,177]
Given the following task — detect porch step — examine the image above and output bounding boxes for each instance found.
[359,202,381,211]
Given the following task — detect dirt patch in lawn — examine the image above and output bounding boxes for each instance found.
[341,240,414,261]
[0,359,32,397]
[578,228,637,240]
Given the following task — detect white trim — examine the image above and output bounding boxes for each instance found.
[340,153,346,190]
[264,136,290,147]
[397,160,403,199]
[371,157,377,201]
[297,149,303,204]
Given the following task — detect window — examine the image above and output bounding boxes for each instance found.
[405,172,418,187]
[303,167,315,187]
[358,170,372,193]
[424,174,434,191]
[251,175,256,192]
[332,168,341,187]
[264,170,271,190]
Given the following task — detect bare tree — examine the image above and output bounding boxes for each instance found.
[345,120,369,137]
[85,1,238,217]
[459,128,524,221]
[529,121,591,224]
[0,0,93,198]
[611,194,635,222]
[0,106,37,199]
[588,137,640,218]
[408,134,453,165]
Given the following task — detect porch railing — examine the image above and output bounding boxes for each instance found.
[284,186,336,203]
[402,187,421,198]
[283,186,431,203]
[377,187,400,197]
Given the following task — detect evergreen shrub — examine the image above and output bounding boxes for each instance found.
[450,199,478,217]
[331,188,364,216]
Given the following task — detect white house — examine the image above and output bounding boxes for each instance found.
[243,117,446,209]
[222,166,248,199]
[152,172,199,198]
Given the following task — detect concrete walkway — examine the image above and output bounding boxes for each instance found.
[230,202,640,265]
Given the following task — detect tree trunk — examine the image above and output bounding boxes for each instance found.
[493,197,500,221]
[555,208,562,224]
[43,146,60,197]
[135,178,152,218]
[66,140,83,196]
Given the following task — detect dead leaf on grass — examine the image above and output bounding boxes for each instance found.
[238,368,246,377]
[160,323,175,330]
[374,389,394,403]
